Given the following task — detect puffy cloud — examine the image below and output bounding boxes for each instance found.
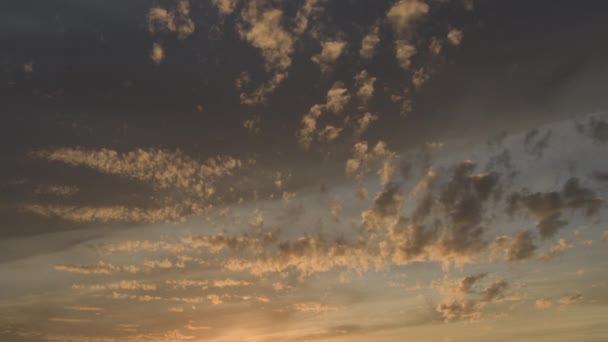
[395,40,417,70]
[239,4,293,70]
[212,0,238,15]
[54,261,139,274]
[354,70,376,104]
[412,67,431,89]
[318,125,343,143]
[293,0,325,35]
[147,0,195,39]
[297,104,324,149]
[360,24,381,60]
[243,115,261,134]
[429,37,443,55]
[297,83,350,148]
[311,40,347,73]
[354,112,379,137]
[446,28,463,46]
[345,141,395,184]
[237,2,293,104]
[325,83,351,114]
[387,0,429,35]
[150,42,165,65]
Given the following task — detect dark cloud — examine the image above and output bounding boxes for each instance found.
[507,177,601,238]
[524,129,552,158]
[577,117,608,143]
[460,273,487,293]
[493,230,538,261]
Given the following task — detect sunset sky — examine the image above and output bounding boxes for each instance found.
[2,0,608,341]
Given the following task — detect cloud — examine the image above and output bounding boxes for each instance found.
[354,70,376,104]
[311,40,347,73]
[559,293,583,306]
[212,0,238,15]
[507,177,601,238]
[237,2,294,104]
[360,24,381,60]
[224,235,379,276]
[100,240,186,254]
[492,231,537,261]
[395,40,417,70]
[386,0,429,35]
[35,184,79,197]
[412,67,431,89]
[523,129,552,158]
[345,141,395,184]
[577,116,608,143]
[54,261,139,274]
[243,115,261,134]
[64,306,105,312]
[434,275,510,321]
[212,278,251,288]
[354,112,379,137]
[150,42,165,65]
[24,204,189,223]
[535,299,553,309]
[318,125,343,143]
[72,280,157,291]
[147,0,194,39]
[297,83,350,148]
[144,258,175,269]
[361,183,403,229]
[429,37,443,54]
[446,29,464,46]
[381,217,438,264]
[182,231,278,253]
[293,0,325,35]
[293,302,338,313]
[32,147,242,198]
[460,273,487,293]
[541,238,573,260]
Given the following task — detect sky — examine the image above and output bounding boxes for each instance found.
[1,0,608,341]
